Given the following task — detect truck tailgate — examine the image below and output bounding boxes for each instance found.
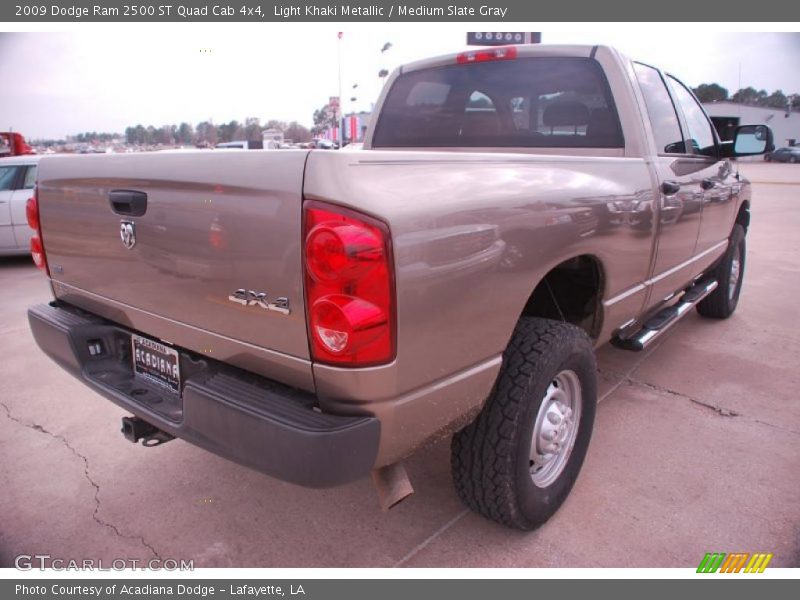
[37,150,313,389]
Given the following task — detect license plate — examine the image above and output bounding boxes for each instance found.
[131,334,180,394]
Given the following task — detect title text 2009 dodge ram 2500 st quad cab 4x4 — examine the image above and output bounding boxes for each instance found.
[27,45,773,530]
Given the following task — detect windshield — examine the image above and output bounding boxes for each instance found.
[372,57,624,149]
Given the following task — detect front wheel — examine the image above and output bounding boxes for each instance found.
[697,224,746,319]
[451,318,597,530]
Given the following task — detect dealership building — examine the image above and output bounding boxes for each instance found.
[703,101,800,148]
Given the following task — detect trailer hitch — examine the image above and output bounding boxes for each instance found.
[121,416,175,446]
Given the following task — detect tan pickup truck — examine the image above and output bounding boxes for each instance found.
[27,44,772,530]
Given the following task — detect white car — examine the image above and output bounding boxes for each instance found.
[0,154,40,256]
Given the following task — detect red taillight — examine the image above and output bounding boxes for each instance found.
[304,202,395,366]
[26,197,39,230]
[306,223,383,282]
[30,235,45,269]
[27,186,48,274]
[457,45,518,64]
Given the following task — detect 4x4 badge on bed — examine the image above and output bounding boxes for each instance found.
[228,289,291,315]
[120,220,136,250]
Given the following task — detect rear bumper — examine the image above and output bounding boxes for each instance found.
[28,302,380,488]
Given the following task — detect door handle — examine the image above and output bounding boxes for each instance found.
[109,190,147,216]
[661,180,681,195]
[700,178,716,190]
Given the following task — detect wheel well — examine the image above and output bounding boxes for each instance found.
[736,201,750,233]
[520,255,604,340]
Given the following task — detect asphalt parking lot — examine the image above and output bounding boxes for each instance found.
[1,162,798,569]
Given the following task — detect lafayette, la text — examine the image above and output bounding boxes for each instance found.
[17,584,305,597]
[276,4,509,17]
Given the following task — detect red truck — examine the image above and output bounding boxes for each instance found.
[0,132,35,157]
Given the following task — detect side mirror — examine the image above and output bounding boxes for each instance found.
[732,125,774,156]
[663,141,687,154]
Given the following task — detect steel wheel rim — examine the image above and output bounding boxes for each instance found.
[530,369,582,488]
[729,245,741,300]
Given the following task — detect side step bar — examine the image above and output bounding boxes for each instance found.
[612,279,718,352]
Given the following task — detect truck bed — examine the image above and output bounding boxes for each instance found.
[37,149,314,390]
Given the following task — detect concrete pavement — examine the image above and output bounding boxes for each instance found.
[1,162,798,568]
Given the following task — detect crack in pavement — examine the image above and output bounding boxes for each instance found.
[623,377,740,417]
[621,377,800,436]
[0,401,163,560]
[751,418,800,437]
[596,337,669,404]
[393,509,469,567]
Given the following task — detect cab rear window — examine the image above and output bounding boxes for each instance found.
[372,57,624,149]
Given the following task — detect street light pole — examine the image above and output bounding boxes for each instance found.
[378,41,392,89]
[337,32,343,145]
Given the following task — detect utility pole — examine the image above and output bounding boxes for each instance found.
[378,41,392,89]
[337,32,343,144]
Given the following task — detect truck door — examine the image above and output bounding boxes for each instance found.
[10,163,38,248]
[666,75,739,258]
[632,63,706,306]
[0,164,21,249]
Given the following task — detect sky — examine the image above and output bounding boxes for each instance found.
[1,26,799,139]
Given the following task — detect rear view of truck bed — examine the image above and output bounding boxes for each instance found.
[37,150,314,391]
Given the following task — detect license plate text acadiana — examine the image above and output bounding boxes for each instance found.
[132,335,180,393]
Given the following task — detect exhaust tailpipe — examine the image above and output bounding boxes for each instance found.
[372,462,414,510]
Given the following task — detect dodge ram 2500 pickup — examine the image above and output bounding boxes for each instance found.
[27,45,773,530]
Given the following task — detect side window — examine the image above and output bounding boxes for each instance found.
[0,166,19,191]
[22,165,37,189]
[667,76,717,157]
[633,63,685,154]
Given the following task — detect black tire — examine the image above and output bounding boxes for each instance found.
[790,156,798,164]
[451,317,597,530]
[697,224,746,319]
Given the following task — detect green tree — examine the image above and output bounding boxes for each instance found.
[244,117,263,141]
[731,87,767,105]
[263,119,287,132]
[217,120,243,143]
[285,121,311,143]
[311,103,334,136]
[177,122,195,145]
[764,90,789,109]
[692,83,728,103]
[156,125,176,145]
[196,121,217,145]
[133,125,146,145]
[217,122,230,143]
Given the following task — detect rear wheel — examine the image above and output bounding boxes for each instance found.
[451,317,596,530]
[790,156,798,164]
[697,224,746,319]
